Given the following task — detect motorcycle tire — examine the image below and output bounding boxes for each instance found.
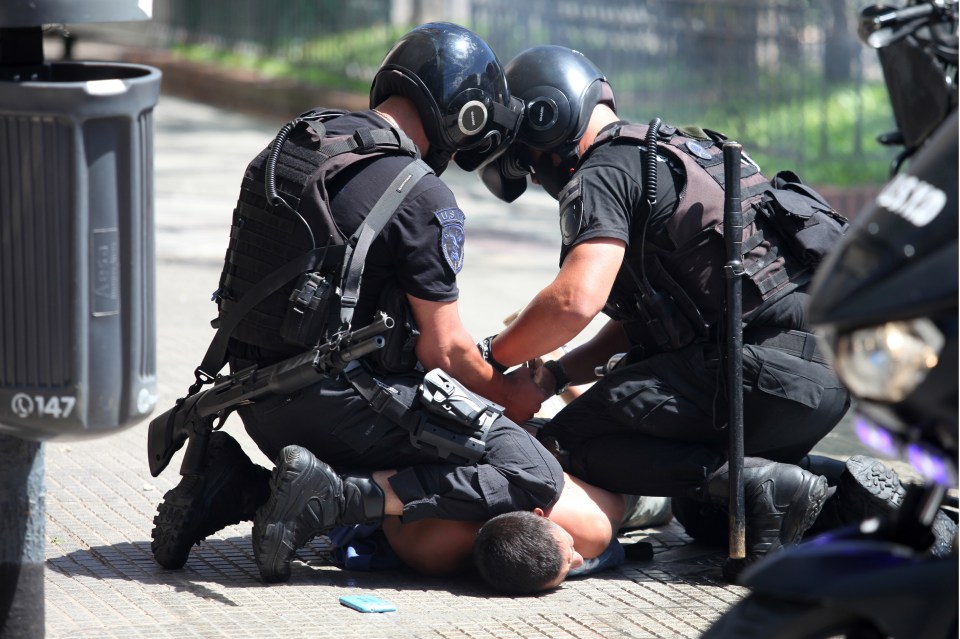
[702,593,888,639]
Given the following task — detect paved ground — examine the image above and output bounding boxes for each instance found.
[33,44,912,639]
[41,92,746,639]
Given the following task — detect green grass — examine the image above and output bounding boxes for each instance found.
[610,60,897,186]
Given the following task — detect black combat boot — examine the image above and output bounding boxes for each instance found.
[704,458,829,582]
[151,431,271,569]
[252,445,385,583]
[812,455,957,556]
[794,454,846,537]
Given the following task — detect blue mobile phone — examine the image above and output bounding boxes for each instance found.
[339,594,397,613]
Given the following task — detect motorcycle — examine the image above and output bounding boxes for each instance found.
[702,1,958,638]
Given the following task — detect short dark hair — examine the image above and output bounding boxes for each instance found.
[473,511,564,595]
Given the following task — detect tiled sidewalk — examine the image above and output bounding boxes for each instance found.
[40,92,745,639]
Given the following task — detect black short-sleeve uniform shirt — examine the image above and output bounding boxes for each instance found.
[558,123,681,266]
[310,111,465,326]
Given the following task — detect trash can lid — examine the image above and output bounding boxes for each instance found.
[0,0,152,28]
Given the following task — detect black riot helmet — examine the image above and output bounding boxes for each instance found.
[481,45,616,201]
[370,22,523,175]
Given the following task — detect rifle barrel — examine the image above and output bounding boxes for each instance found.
[332,336,385,366]
[349,313,395,344]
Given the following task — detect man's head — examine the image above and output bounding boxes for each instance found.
[480,45,617,201]
[369,22,523,175]
[473,510,584,595]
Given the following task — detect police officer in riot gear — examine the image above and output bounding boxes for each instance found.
[478,45,857,580]
[149,23,563,584]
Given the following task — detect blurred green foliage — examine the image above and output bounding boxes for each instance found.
[172,25,896,187]
[173,24,411,93]
[702,83,897,185]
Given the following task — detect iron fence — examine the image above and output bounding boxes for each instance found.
[472,0,894,181]
[78,0,895,184]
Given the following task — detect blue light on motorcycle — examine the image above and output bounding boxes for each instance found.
[854,412,958,488]
[907,441,957,487]
[854,415,901,458]
[834,319,945,402]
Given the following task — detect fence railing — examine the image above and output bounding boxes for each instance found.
[73,0,895,186]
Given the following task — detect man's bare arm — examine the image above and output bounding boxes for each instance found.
[407,295,545,422]
[492,237,626,367]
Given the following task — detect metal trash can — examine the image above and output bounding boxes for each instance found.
[1,6,160,636]
[0,60,161,440]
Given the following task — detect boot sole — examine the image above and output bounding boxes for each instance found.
[930,511,958,557]
[252,446,334,583]
[838,455,905,521]
[150,434,249,569]
[842,456,957,556]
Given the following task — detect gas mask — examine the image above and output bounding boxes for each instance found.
[479,145,530,202]
[479,144,578,202]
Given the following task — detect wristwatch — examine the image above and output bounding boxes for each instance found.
[542,359,571,396]
[477,335,508,373]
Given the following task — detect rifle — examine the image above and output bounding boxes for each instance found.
[147,312,394,478]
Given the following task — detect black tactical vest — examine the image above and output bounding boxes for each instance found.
[587,122,838,355]
[215,110,422,365]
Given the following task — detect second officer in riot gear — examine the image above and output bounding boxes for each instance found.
[477,45,855,581]
[149,23,564,584]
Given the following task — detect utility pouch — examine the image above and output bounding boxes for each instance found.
[279,271,341,348]
[621,255,709,359]
[418,369,502,435]
[411,368,501,463]
[621,296,691,359]
[760,170,849,267]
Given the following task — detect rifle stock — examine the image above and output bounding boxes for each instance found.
[147,392,206,477]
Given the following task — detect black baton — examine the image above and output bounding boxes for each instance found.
[722,142,746,560]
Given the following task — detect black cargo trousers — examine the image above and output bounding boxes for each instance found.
[538,333,851,498]
[237,366,565,523]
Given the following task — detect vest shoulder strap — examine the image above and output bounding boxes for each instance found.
[338,158,434,327]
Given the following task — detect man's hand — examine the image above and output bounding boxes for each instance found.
[532,361,555,396]
[501,365,548,423]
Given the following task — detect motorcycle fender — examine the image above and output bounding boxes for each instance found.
[740,539,958,639]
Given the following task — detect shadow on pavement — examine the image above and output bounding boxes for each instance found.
[46,522,733,596]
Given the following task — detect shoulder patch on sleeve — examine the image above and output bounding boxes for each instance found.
[434,207,466,274]
[558,176,583,246]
